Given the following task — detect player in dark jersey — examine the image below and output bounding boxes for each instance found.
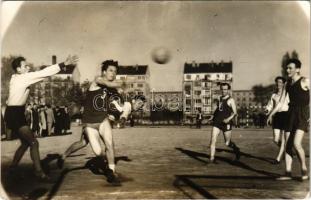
[209,83,240,163]
[271,59,309,181]
[57,60,145,185]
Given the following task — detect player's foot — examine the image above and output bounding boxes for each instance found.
[271,159,280,165]
[106,169,122,186]
[57,156,65,169]
[209,159,218,164]
[234,146,241,161]
[34,171,50,181]
[301,170,309,181]
[276,172,292,181]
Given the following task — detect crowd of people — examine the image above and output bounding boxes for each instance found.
[1,104,71,140]
[25,104,71,137]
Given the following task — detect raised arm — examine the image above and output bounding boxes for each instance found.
[95,76,126,89]
[23,55,79,86]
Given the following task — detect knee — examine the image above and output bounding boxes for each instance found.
[93,147,102,156]
[30,139,39,148]
[293,141,302,150]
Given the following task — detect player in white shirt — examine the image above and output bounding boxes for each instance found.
[265,76,289,164]
[4,55,78,180]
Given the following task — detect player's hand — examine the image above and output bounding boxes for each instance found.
[64,55,79,66]
[108,115,115,121]
[266,115,272,126]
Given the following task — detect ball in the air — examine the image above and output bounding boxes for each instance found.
[151,47,171,64]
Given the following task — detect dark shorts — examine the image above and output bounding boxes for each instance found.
[4,106,27,131]
[285,106,309,133]
[213,121,233,132]
[82,110,108,124]
[272,111,288,130]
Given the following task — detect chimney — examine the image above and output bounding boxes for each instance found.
[52,55,57,65]
[192,61,196,67]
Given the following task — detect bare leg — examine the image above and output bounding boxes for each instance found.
[17,126,45,176]
[284,131,293,172]
[275,130,285,162]
[210,127,220,161]
[85,127,103,157]
[224,130,240,160]
[11,140,29,167]
[99,119,115,171]
[273,129,281,145]
[293,130,307,172]
[62,128,88,160]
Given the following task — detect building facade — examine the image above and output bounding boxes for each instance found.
[116,64,150,116]
[232,90,261,110]
[151,91,183,111]
[183,61,233,119]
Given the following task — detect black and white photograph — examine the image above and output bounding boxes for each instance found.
[1,1,310,199]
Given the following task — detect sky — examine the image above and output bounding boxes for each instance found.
[1,1,310,91]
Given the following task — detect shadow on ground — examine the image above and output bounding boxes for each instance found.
[1,154,132,200]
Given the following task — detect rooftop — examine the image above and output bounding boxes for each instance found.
[184,62,232,74]
[118,65,148,75]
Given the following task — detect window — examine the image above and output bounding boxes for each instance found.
[194,81,201,87]
[137,83,143,88]
[194,91,201,95]
[131,83,134,88]
[204,74,211,80]
[186,99,191,105]
[195,99,202,103]
[120,76,125,80]
[186,75,191,80]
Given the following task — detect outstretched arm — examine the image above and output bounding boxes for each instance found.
[24,55,79,86]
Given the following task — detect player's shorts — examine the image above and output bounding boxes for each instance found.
[272,111,288,130]
[212,121,233,132]
[4,106,27,131]
[285,106,309,133]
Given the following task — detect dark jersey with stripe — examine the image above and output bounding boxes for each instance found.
[213,96,233,124]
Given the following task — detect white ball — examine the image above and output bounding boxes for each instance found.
[151,47,171,64]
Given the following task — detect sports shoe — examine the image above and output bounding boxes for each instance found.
[106,169,122,186]
[57,156,65,169]
[271,159,280,165]
[234,146,241,161]
[301,170,309,181]
[209,159,218,164]
[34,171,51,181]
[276,172,292,181]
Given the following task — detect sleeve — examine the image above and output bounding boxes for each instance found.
[265,94,275,113]
[21,63,65,86]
